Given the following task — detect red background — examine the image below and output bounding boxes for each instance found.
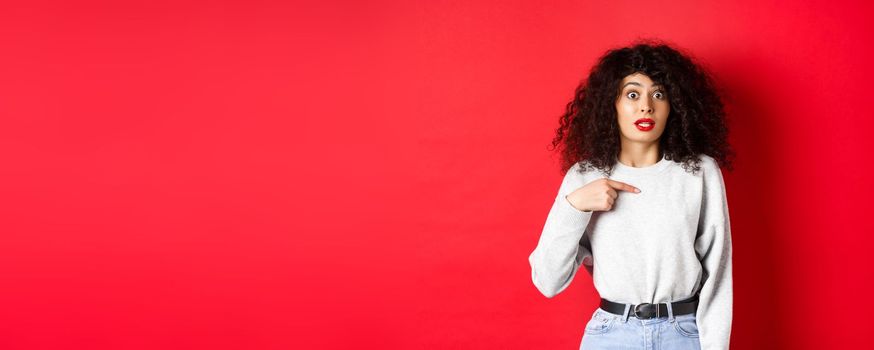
[2,0,872,349]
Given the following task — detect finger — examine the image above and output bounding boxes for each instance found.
[607,197,614,205]
[606,179,641,193]
[607,188,617,199]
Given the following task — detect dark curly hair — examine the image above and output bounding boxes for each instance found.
[550,39,735,177]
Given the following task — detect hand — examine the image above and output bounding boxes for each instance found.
[566,178,640,212]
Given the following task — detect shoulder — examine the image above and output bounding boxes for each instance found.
[697,154,718,169]
[696,154,726,186]
[563,162,585,182]
[566,160,602,179]
[696,154,722,175]
[568,161,586,174]
[561,161,600,187]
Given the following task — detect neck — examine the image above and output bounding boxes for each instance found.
[618,142,661,168]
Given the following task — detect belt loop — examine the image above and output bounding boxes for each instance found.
[666,300,675,323]
[621,304,631,323]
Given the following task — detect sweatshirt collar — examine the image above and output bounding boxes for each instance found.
[612,153,672,176]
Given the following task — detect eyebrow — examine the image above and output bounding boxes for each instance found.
[623,81,664,89]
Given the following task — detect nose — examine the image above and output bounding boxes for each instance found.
[640,102,653,114]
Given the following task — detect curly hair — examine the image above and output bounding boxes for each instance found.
[550,39,735,177]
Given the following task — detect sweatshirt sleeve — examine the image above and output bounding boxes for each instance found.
[694,158,734,350]
[527,163,595,298]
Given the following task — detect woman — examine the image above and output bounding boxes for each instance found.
[528,40,735,350]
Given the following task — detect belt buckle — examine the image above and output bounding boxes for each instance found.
[633,303,659,319]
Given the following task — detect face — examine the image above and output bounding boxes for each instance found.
[615,73,670,144]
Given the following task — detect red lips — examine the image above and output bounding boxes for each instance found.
[634,118,655,131]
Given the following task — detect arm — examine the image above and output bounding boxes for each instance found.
[694,160,734,350]
[527,163,594,298]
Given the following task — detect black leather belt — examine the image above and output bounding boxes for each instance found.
[599,295,698,319]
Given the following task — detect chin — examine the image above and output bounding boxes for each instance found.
[625,134,662,143]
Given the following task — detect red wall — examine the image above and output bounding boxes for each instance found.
[2,0,872,349]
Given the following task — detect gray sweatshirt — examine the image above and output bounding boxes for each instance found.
[528,154,732,350]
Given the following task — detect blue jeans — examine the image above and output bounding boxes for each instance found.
[579,304,701,350]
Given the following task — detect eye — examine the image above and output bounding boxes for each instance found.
[627,91,639,99]
[654,91,665,100]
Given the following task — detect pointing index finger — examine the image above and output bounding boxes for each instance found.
[607,179,641,193]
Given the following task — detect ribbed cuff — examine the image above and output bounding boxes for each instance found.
[556,195,594,229]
